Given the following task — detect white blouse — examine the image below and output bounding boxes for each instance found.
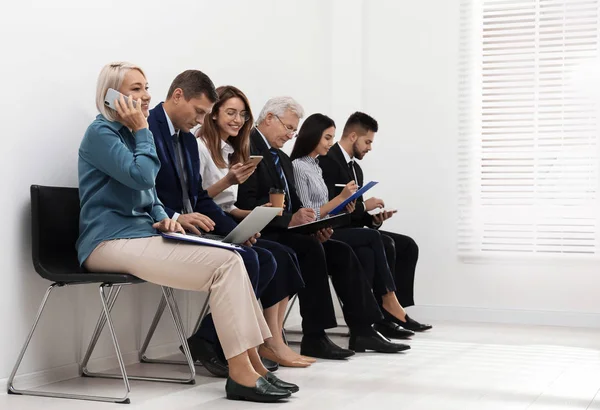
[197,137,239,213]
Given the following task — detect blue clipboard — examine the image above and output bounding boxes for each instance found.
[329,181,379,215]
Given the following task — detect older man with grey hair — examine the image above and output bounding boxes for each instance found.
[237,97,408,360]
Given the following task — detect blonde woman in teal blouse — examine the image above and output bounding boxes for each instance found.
[76,62,292,403]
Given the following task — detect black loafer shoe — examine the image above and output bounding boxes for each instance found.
[183,338,229,378]
[374,320,415,339]
[349,331,411,353]
[300,334,355,360]
[226,376,291,402]
[261,357,279,372]
[264,371,299,393]
[384,312,433,332]
[398,315,433,332]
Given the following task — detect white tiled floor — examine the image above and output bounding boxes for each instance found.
[3,322,600,409]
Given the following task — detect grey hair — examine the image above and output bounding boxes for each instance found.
[96,61,146,121]
[256,96,305,124]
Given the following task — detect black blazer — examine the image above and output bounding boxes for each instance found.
[236,128,301,230]
[318,143,377,229]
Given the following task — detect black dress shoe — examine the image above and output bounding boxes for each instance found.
[226,376,291,402]
[398,315,433,332]
[264,372,299,393]
[261,357,279,372]
[300,334,355,360]
[183,338,229,378]
[384,311,433,332]
[374,321,415,339]
[349,330,411,353]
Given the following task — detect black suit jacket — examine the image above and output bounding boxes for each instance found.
[236,128,301,230]
[318,143,377,229]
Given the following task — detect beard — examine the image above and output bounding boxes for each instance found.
[353,142,365,160]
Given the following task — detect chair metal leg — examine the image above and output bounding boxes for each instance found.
[8,283,131,404]
[83,286,196,384]
[81,285,122,372]
[138,293,167,363]
[139,290,210,367]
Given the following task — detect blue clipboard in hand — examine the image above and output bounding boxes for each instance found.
[329,181,379,216]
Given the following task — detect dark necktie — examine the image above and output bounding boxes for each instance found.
[348,159,358,183]
[269,148,292,211]
[173,133,194,214]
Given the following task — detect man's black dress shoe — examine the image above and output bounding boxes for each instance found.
[226,377,291,402]
[349,331,411,353]
[183,338,229,378]
[384,312,433,332]
[261,357,279,372]
[264,371,299,393]
[300,334,355,360]
[398,315,433,332]
[374,320,415,339]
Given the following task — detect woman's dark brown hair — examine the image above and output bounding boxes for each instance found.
[196,85,252,169]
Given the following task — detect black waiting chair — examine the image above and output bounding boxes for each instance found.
[7,185,197,404]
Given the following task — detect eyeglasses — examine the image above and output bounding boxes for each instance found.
[224,109,251,122]
[274,115,297,136]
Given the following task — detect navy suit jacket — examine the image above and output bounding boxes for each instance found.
[148,102,236,236]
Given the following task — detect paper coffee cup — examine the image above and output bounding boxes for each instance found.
[269,188,285,216]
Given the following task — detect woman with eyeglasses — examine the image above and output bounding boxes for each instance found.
[290,113,417,341]
[195,86,310,368]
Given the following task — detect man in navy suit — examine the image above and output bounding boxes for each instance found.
[149,70,278,377]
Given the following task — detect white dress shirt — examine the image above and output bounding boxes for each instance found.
[197,137,239,213]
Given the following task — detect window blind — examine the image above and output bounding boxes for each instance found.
[458,0,600,259]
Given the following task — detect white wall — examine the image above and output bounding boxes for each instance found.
[3,0,598,390]
[360,0,600,326]
[0,0,333,385]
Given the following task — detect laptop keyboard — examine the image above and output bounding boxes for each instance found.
[187,233,226,241]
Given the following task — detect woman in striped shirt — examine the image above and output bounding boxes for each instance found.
[291,114,415,339]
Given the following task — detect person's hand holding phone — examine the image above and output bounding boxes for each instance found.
[226,163,256,185]
[372,209,397,224]
[115,94,148,132]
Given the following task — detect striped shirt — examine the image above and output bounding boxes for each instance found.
[292,156,329,220]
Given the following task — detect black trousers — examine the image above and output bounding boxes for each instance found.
[379,230,419,307]
[262,232,382,334]
[331,228,396,297]
[254,238,305,309]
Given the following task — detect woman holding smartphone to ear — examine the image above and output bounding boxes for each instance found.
[196,85,309,368]
[78,63,296,402]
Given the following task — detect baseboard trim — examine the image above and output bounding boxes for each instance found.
[1,342,181,392]
[405,305,600,329]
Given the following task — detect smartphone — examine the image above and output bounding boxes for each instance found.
[104,88,137,111]
[245,155,263,166]
[368,208,398,216]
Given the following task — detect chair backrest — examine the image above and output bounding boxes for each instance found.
[30,185,82,279]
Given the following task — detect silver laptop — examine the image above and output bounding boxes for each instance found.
[198,207,283,244]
